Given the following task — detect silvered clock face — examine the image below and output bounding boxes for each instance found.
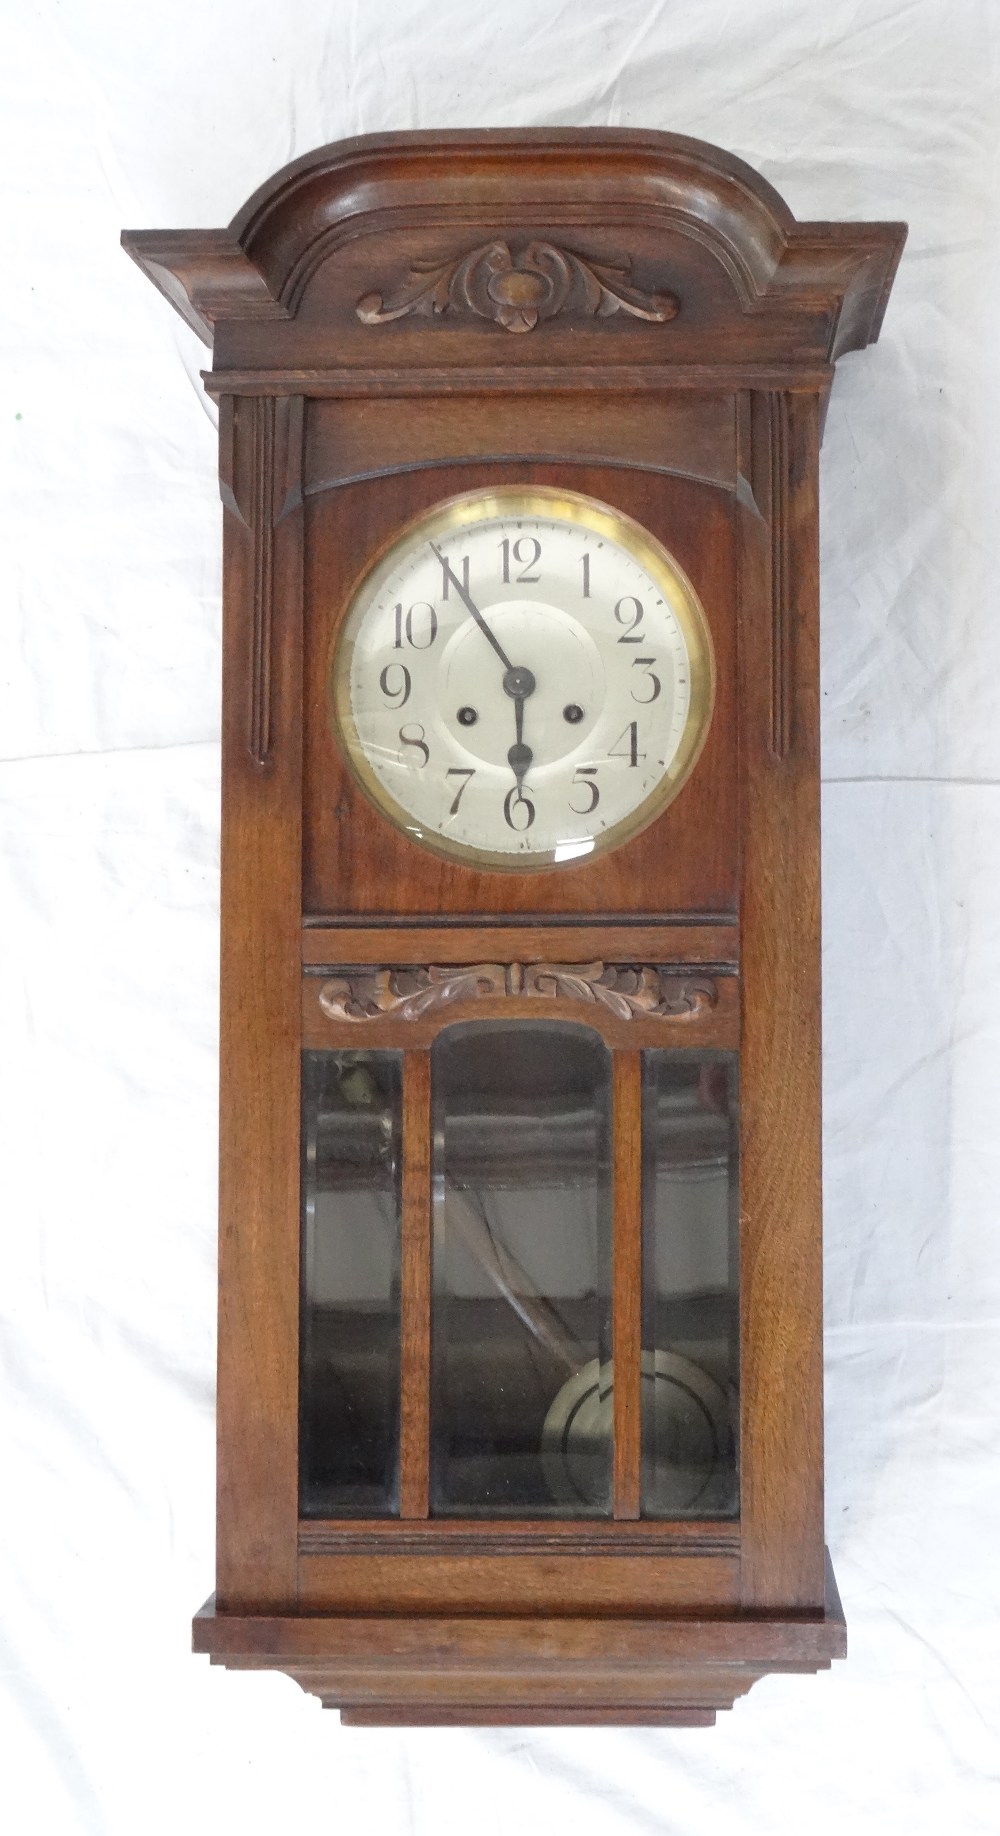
[330,486,714,870]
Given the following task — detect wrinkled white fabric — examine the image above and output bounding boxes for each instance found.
[2,1,998,1830]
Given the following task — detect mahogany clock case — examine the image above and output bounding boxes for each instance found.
[123,128,906,1726]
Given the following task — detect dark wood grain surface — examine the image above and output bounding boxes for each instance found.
[736,389,826,1608]
[612,1051,643,1520]
[301,921,740,963]
[399,1052,432,1519]
[215,395,303,1611]
[125,127,904,1723]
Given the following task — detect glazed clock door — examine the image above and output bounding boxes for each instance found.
[298,453,742,1583]
[299,1024,740,1533]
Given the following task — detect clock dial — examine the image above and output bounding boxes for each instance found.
[330,486,715,869]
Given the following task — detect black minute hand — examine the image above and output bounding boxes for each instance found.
[431,542,536,787]
[430,542,516,673]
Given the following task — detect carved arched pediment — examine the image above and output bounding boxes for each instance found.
[123,129,904,368]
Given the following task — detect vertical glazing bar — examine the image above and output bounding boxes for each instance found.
[399,1050,432,1518]
[612,1050,643,1521]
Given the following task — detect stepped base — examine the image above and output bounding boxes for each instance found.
[193,1551,845,1728]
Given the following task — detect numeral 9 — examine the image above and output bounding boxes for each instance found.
[379,663,411,707]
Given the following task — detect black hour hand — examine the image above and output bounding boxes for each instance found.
[507,681,533,789]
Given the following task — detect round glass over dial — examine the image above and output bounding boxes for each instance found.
[330,486,715,870]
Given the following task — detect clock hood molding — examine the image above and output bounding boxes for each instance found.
[122,128,905,370]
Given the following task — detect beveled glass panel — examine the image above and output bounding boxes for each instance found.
[431,1022,612,1517]
[641,1052,739,1518]
[299,1050,402,1517]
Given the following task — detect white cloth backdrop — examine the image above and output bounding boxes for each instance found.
[2,2,998,1829]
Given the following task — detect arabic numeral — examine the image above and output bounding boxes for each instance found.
[609,721,645,767]
[398,722,429,767]
[499,535,542,584]
[378,662,411,707]
[445,767,475,814]
[614,596,644,642]
[393,601,439,650]
[503,786,535,831]
[440,554,470,600]
[630,656,661,703]
[569,767,600,815]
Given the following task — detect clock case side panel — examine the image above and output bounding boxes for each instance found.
[301,417,740,922]
[736,389,826,1610]
[215,394,305,1610]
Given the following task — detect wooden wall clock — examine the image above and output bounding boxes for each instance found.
[124,129,905,1726]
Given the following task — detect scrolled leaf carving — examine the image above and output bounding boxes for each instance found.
[523,962,719,1020]
[318,964,507,1023]
[652,974,720,1018]
[318,963,717,1024]
[356,239,679,335]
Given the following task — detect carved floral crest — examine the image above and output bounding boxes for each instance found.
[356,240,679,334]
[318,962,717,1024]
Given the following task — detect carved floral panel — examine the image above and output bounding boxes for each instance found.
[356,239,679,334]
[318,962,718,1024]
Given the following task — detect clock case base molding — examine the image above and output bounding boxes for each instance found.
[193,1552,845,1727]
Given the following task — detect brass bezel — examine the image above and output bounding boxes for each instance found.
[329,485,716,872]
